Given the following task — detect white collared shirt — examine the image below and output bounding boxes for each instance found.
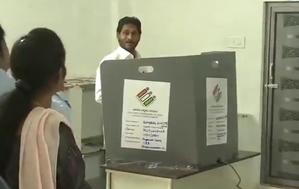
[95,47,141,103]
[0,69,15,96]
[7,69,14,79]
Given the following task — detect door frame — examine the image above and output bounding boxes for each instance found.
[261,1,299,188]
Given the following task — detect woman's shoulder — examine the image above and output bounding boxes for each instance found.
[58,122,76,148]
[58,122,73,138]
[57,122,79,160]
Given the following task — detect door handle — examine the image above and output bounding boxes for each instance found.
[269,63,274,80]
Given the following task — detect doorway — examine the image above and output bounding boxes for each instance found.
[261,2,299,188]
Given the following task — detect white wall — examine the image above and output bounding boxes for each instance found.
[0,0,265,116]
[0,0,280,188]
[119,0,264,120]
[0,0,116,78]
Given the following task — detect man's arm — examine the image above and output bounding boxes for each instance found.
[95,64,102,103]
[95,52,119,103]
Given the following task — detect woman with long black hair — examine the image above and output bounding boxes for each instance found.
[0,27,91,189]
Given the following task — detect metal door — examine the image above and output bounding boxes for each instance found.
[262,3,299,188]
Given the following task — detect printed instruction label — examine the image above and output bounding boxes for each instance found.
[121,79,171,151]
[206,78,228,146]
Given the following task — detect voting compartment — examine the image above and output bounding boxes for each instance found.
[101,52,238,166]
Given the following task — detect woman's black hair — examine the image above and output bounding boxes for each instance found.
[0,28,66,177]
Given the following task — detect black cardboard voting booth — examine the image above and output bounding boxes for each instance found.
[101,52,238,167]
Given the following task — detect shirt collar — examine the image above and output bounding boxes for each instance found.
[117,46,141,59]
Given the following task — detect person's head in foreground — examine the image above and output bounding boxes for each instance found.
[0,25,10,71]
[0,28,66,176]
[117,16,142,56]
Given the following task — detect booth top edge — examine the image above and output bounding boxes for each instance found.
[101,51,236,67]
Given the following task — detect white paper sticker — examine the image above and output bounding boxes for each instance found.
[121,79,171,151]
[206,78,228,146]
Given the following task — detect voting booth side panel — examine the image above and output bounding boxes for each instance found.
[100,57,200,165]
[194,52,238,165]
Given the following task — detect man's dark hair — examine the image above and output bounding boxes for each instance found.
[116,16,142,34]
[0,25,5,56]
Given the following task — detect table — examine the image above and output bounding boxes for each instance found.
[102,151,260,189]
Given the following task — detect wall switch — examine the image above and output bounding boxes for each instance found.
[226,36,246,49]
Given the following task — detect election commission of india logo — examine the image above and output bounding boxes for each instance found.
[136,87,156,107]
[212,84,222,102]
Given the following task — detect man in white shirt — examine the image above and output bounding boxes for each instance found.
[95,16,142,103]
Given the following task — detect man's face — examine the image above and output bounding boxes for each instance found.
[117,24,141,53]
[0,40,10,71]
